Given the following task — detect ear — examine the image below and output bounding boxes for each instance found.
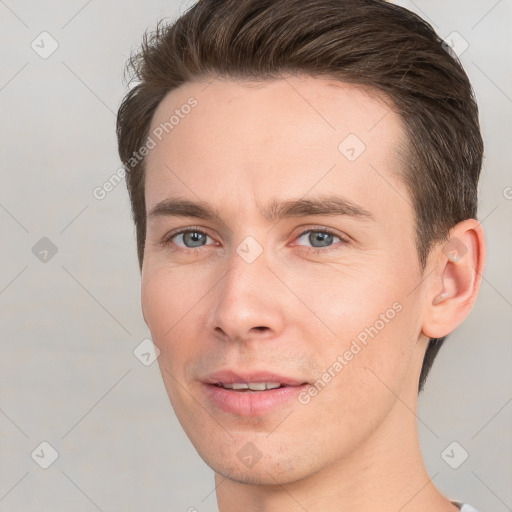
[422,219,486,339]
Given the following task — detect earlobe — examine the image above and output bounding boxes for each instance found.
[422,219,486,339]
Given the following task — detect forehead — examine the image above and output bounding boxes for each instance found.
[148,76,401,150]
[144,75,411,224]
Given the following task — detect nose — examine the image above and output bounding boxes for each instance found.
[210,242,287,343]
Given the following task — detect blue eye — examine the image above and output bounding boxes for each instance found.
[295,229,345,250]
[169,230,213,248]
[296,230,341,248]
[160,227,347,253]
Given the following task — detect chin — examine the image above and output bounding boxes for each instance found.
[212,463,303,486]
[196,442,321,486]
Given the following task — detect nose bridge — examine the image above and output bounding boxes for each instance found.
[211,236,284,339]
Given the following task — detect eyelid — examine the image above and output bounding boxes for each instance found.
[291,225,349,250]
[160,225,349,251]
[159,225,215,248]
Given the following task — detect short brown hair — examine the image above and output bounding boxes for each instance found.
[116,0,483,391]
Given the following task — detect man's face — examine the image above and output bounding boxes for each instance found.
[141,76,429,484]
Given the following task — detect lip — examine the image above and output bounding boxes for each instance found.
[203,369,307,387]
[202,382,309,416]
[201,369,309,416]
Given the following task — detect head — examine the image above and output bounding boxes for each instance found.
[116,0,484,485]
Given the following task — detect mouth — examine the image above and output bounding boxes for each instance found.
[203,369,308,388]
[201,369,310,415]
[202,377,310,416]
[211,382,305,392]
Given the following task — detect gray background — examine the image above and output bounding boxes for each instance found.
[1,0,511,510]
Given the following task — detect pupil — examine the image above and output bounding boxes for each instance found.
[310,231,333,247]
[184,231,205,247]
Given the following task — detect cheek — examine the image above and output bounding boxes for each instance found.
[141,261,222,388]
[295,303,417,449]
[141,270,173,338]
[294,260,420,404]
[141,266,197,353]
[287,258,407,345]
[141,267,204,412]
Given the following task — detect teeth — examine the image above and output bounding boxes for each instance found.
[219,382,282,391]
[247,383,266,391]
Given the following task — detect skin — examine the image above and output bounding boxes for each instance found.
[140,75,485,512]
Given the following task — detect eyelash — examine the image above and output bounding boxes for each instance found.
[159,225,349,254]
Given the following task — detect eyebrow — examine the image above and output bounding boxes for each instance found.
[147,194,376,223]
